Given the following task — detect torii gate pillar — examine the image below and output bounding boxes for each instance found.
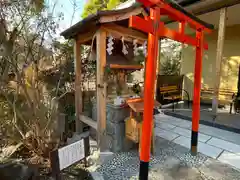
[128,1,212,179]
[191,30,204,155]
[139,7,160,180]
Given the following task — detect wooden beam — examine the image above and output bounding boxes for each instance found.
[129,16,209,49]
[102,23,147,44]
[77,28,98,44]
[212,8,227,115]
[74,40,83,133]
[96,29,107,151]
[108,64,143,70]
[80,115,97,130]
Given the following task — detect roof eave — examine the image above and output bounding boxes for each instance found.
[60,4,142,39]
[60,14,100,39]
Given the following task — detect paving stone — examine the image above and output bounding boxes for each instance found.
[173,136,223,159]
[198,133,212,143]
[218,151,240,170]
[154,113,171,119]
[155,128,179,141]
[172,127,210,142]
[198,142,223,159]
[154,114,171,122]
[157,122,211,143]
[199,124,240,146]
[155,122,176,130]
[158,117,240,146]
[173,119,192,129]
[159,117,192,129]
[159,115,240,146]
[158,115,240,146]
[173,135,190,149]
[207,137,240,154]
[173,127,191,137]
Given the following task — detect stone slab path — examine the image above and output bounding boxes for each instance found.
[155,113,240,170]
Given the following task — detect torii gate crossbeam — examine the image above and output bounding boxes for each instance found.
[128,0,213,179]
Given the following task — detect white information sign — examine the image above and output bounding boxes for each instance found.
[58,139,85,170]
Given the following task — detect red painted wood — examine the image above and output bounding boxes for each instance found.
[130,0,212,170]
[192,30,203,132]
[136,0,212,33]
[140,7,160,162]
[129,16,209,49]
[129,16,154,34]
[159,26,209,49]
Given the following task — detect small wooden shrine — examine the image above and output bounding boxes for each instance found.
[61,4,161,152]
[61,0,214,157]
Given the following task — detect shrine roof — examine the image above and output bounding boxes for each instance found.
[61,4,142,39]
[61,0,214,39]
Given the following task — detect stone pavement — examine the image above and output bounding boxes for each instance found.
[164,108,240,133]
[95,137,240,180]
[154,113,240,170]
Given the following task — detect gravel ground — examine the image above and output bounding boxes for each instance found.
[95,137,240,180]
[35,136,240,180]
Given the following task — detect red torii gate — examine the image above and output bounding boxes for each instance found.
[129,0,214,179]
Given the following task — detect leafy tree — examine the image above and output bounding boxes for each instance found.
[0,0,73,160]
[82,0,108,18]
[161,41,182,75]
[82,0,127,18]
[107,0,127,10]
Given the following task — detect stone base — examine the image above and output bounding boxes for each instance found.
[92,102,135,152]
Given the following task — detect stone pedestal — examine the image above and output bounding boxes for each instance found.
[92,102,135,152]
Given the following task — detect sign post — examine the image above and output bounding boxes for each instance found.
[50,131,90,180]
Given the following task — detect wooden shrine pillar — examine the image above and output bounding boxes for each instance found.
[74,40,83,133]
[212,8,227,115]
[96,29,107,151]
